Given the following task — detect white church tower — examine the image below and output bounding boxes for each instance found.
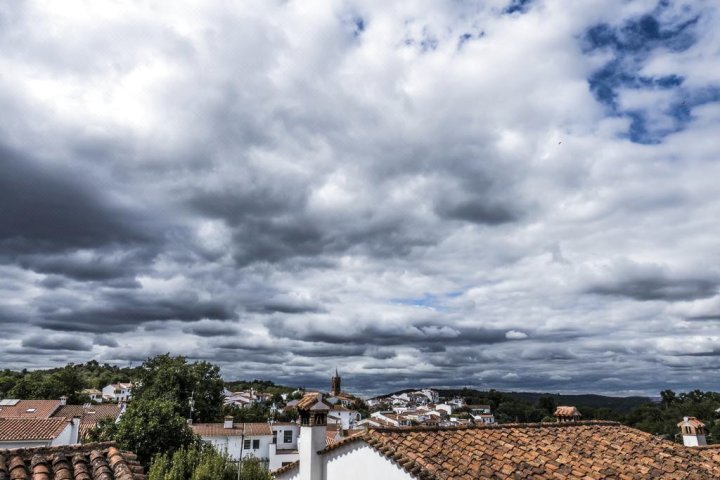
[677,416,707,447]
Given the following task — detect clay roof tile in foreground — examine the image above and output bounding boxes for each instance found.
[0,442,145,480]
[293,421,720,479]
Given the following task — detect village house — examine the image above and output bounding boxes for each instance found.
[0,442,146,479]
[273,394,720,480]
[51,403,123,441]
[0,417,80,449]
[82,388,103,403]
[191,417,300,470]
[101,383,133,403]
[0,399,63,419]
[224,388,273,409]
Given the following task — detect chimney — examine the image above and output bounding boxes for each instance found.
[60,396,67,406]
[224,416,234,429]
[678,416,707,447]
[70,416,81,444]
[297,393,329,480]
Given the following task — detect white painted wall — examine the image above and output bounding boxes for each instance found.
[275,468,300,480]
[324,443,414,480]
[275,441,414,480]
[201,434,273,460]
[269,444,300,471]
[682,434,707,447]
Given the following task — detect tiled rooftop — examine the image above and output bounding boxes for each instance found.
[0,400,61,419]
[0,442,145,480]
[554,405,581,417]
[0,418,70,441]
[52,405,122,440]
[191,422,272,437]
[277,421,720,479]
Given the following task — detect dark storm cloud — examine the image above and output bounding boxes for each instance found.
[270,320,509,348]
[435,198,517,225]
[22,334,93,351]
[586,276,718,301]
[37,292,234,333]
[183,320,241,337]
[0,144,154,255]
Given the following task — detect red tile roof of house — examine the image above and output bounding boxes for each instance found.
[191,422,272,437]
[0,400,61,419]
[52,404,122,440]
[0,442,145,479]
[0,418,70,441]
[275,421,720,479]
[554,405,581,417]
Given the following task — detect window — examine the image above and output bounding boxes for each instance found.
[243,439,251,450]
[252,439,260,449]
[272,431,277,444]
[284,430,293,443]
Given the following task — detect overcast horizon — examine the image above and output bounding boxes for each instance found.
[2,0,720,397]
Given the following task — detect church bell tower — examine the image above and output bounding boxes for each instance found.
[331,368,341,396]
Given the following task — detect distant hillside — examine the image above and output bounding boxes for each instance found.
[503,392,652,413]
[224,379,295,396]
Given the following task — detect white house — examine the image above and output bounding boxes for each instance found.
[327,406,362,430]
[0,417,80,449]
[192,418,300,469]
[101,383,133,402]
[273,393,720,480]
[81,389,103,403]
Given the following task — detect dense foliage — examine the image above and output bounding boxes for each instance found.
[0,361,138,402]
[114,399,198,466]
[133,354,225,423]
[224,379,294,396]
[148,445,271,480]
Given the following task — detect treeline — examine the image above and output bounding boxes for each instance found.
[223,379,294,396]
[0,360,139,403]
[444,388,720,444]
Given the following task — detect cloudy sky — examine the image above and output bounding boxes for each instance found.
[1,0,720,396]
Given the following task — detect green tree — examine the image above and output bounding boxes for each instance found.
[148,445,271,480]
[537,395,557,416]
[86,417,119,443]
[133,354,224,423]
[115,399,198,466]
[660,389,677,408]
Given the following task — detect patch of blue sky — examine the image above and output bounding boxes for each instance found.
[457,31,485,50]
[393,291,463,309]
[581,1,719,144]
[504,0,533,15]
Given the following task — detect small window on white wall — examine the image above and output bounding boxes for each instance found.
[284,430,293,443]
[244,439,251,450]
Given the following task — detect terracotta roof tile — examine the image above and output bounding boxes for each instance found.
[0,401,61,419]
[313,421,720,479]
[554,406,582,417]
[0,442,145,480]
[191,422,272,437]
[0,418,70,441]
[296,393,331,412]
[52,404,122,440]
